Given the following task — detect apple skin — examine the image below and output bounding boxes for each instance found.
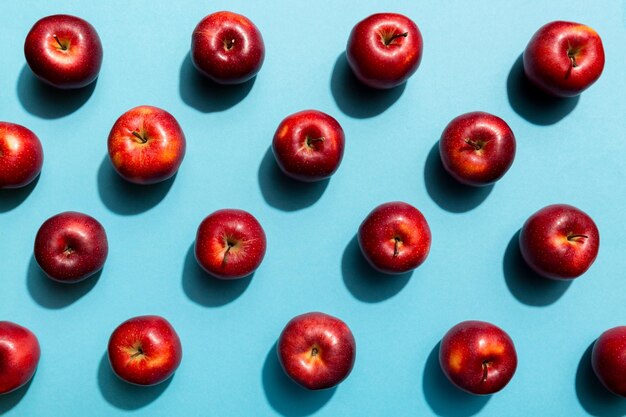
[195,209,267,279]
[24,14,103,89]
[592,326,626,397]
[523,21,605,97]
[278,312,356,390]
[0,122,44,189]
[272,110,345,182]
[191,11,265,85]
[0,321,40,395]
[439,112,516,187]
[34,211,108,283]
[519,204,599,280]
[346,13,423,89]
[439,320,518,395]
[358,201,431,274]
[108,315,182,386]
[108,106,186,185]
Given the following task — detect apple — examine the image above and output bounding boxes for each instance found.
[272,110,345,182]
[108,315,182,386]
[278,312,356,390]
[439,320,517,395]
[34,211,108,283]
[592,326,626,397]
[358,201,431,274]
[24,14,103,89]
[346,13,423,89]
[523,21,605,97]
[108,106,186,185]
[191,11,265,84]
[519,204,599,280]
[195,209,266,279]
[0,321,40,395]
[0,122,44,189]
[439,112,516,187]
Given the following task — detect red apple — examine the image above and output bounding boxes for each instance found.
[439,112,516,187]
[195,209,266,279]
[24,14,103,89]
[346,13,423,89]
[278,312,356,390]
[34,211,108,283]
[358,201,431,274]
[519,204,599,280]
[0,122,43,189]
[440,320,518,395]
[108,106,186,185]
[191,11,265,84]
[0,321,40,395]
[108,315,182,386]
[592,326,626,397]
[523,21,605,97]
[272,110,345,182]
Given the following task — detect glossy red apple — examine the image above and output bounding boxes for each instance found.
[108,106,186,185]
[440,320,517,395]
[24,14,103,89]
[278,312,356,390]
[0,321,40,395]
[0,122,43,189]
[108,315,182,386]
[195,209,266,279]
[439,112,516,186]
[346,13,423,89]
[34,211,108,283]
[191,11,265,84]
[272,110,345,182]
[358,202,431,274]
[592,326,626,397]
[519,204,599,280]
[523,21,605,97]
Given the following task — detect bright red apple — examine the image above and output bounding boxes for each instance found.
[0,321,40,395]
[24,14,103,89]
[278,312,356,390]
[439,112,516,187]
[34,211,108,283]
[519,204,599,280]
[440,320,518,395]
[346,13,423,89]
[358,201,431,274]
[0,122,43,189]
[191,11,265,84]
[108,106,186,185]
[108,315,182,386]
[592,326,626,397]
[195,209,266,279]
[523,21,605,97]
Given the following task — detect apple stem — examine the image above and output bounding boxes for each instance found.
[53,35,67,51]
[384,32,408,46]
[132,131,148,144]
[569,55,578,68]
[393,237,401,257]
[222,242,235,266]
[567,234,588,242]
[482,361,489,382]
[465,138,482,151]
[311,347,319,357]
[306,137,325,147]
[130,347,144,358]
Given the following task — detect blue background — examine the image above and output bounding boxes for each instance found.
[1,1,625,416]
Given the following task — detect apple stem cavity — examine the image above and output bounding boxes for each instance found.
[53,35,67,51]
[393,236,401,257]
[481,360,490,382]
[567,233,588,242]
[131,130,148,144]
[306,136,325,148]
[311,346,319,357]
[130,347,144,358]
[222,240,236,266]
[224,38,236,51]
[383,31,408,46]
[465,138,483,151]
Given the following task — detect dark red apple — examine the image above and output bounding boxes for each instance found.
[346,13,423,89]
[191,11,265,84]
[439,320,517,395]
[519,204,599,280]
[195,209,266,279]
[108,315,182,386]
[358,201,431,274]
[108,106,186,185]
[0,122,43,189]
[523,21,605,97]
[0,321,40,395]
[24,14,103,89]
[439,112,516,186]
[272,110,345,182]
[592,326,626,397]
[34,211,108,283]
[278,312,356,390]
